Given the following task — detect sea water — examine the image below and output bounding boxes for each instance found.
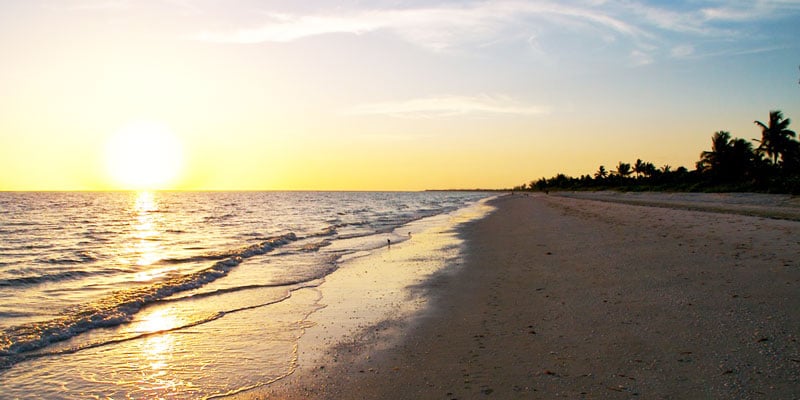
[0,191,493,398]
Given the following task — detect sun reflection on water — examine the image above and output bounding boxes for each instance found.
[127,191,169,274]
[134,190,158,212]
[135,308,177,334]
[122,195,196,395]
[130,309,187,395]
[143,334,173,370]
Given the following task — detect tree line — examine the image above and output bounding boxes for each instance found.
[518,110,800,194]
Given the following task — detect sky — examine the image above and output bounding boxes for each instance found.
[0,0,799,191]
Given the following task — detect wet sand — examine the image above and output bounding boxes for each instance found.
[252,193,800,399]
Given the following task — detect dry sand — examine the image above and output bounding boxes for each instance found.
[253,193,800,399]
[556,191,800,221]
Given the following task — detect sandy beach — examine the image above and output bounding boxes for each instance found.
[252,193,800,399]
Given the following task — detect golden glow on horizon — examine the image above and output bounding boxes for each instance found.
[105,122,184,190]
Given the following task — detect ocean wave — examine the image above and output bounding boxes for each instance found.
[202,213,236,222]
[161,276,327,303]
[0,311,228,370]
[1,221,41,227]
[0,269,103,287]
[0,243,56,252]
[159,233,298,264]
[300,240,332,252]
[0,310,42,319]
[22,278,331,365]
[241,232,266,238]
[0,233,298,360]
[35,251,99,265]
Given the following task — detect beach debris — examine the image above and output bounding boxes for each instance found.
[541,369,559,376]
[608,385,638,395]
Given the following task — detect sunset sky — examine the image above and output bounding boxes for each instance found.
[1,0,799,190]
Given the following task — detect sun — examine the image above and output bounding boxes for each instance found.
[105,121,184,190]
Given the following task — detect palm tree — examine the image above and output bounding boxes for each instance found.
[615,161,632,178]
[698,131,755,181]
[642,162,657,178]
[773,139,800,174]
[754,110,796,166]
[729,138,756,177]
[594,165,608,179]
[698,131,733,173]
[633,159,646,178]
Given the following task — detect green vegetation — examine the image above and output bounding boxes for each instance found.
[518,110,800,194]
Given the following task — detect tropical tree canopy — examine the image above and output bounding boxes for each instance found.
[698,131,755,181]
[615,162,632,177]
[521,110,799,194]
[594,165,608,179]
[634,159,646,178]
[754,110,796,166]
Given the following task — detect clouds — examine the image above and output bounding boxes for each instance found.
[345,95,550,118]
[193,12,381,44]
[182,0,800,118]
[188,0,799,69]
[190,2,643,51]
[701,0,800,22]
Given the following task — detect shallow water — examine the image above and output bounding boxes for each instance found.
[0,191,493,398]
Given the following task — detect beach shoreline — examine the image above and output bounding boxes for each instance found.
[245,193,800,399]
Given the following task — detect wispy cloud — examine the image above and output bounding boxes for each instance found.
[193,12,381,44]
[188,0,800,65]
[701,0,800,22]
[622,2,718,36]
[190,1,644,51]
[345,95,550,118]
[699,44,793,58]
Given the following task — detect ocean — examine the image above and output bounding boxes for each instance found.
[0,191,494,398]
